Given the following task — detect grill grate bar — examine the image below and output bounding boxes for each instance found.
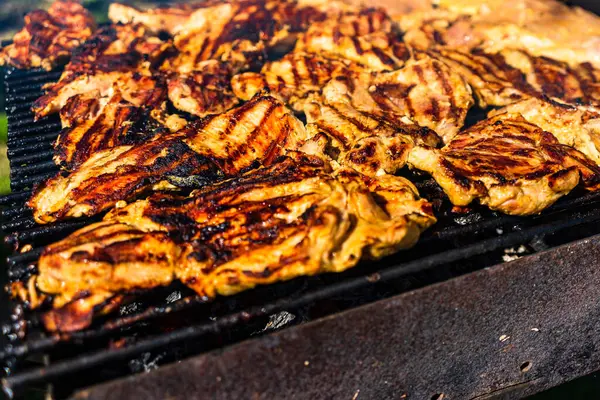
[6,122,61,140]
[7,142,53,158]
[8,133,58,147]
[1,217,37,233]
[0,190,32,206]
[9,161,57,178]
[7,248,44,270]
[6,206,600,394]
[5,220,90,248]
[1,206,30,219]
[10,172,56,192]
[10,150,55,165]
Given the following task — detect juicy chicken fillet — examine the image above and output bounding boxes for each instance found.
[161,0,328,74]
[304,52,473,145]
[168,61,239,117]
[301,76,442,177]
[28,157,435,332]
[400,0,600,67]
[108,2,208,35]
[0,0,96,70]
[28,95,310,224]
[32,24,173,121]
[428,47,600,108]
[407,113,600,215]
[231,52,363,111]
[489,98,600,167]
[54,75,169,170]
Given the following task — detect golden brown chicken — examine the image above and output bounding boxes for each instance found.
[28,95,310,224]
[303,52,473,145]
[0,0,96,70]
[231,52,362,111]
[428,47,600,108]
[407,113,600,215]
[25,156,435,332]
[489,98,600,167]
[168,61,239,117]
[32,24,173,121]
[400,0,600,67]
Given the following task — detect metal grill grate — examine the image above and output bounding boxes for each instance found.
[3,65,600,398]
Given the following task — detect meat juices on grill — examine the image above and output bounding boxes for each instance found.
[407,113,600,215]
[0,0,96,70]
[31,157,435,332]
[428,47,600,108]
[28,95,310,224]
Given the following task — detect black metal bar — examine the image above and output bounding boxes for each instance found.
[9,161,58,178]
[6,248,44,269]
[7,142,53,158]
[0,190,32,206]
[10,172,56,191]
[8,133,58,147]
[1,206,30,219]
[1,217,36,233]
[5,220,88,247]
[6,122,61,139]
[9,150,54,165]
[5,71,61,86]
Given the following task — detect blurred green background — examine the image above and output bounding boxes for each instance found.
[1,0,600,398]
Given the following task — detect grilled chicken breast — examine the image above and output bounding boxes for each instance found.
[29,95,309,224]
[489,98,600,166]
[401,1,600,67]
[231,52,362,111]
[54,80,169,170]
[30,156,435,332]
[304,52,473,144]
[429,47,600,108]
[168,61,239,117]
[32,24,173,121]
[407,113,600,215]
[0,0,96,70]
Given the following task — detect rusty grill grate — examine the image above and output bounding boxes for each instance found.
[3,64,600,399]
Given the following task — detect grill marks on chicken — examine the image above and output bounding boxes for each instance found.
[0,0,96,70]
[290,5,411,73]
[31,157,435,332]
[33,24,173,121]
[29,95,309,224]
[167,61,239,117]
[231,52,361,111]
[407,114,600,215]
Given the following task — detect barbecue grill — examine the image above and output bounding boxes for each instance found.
[3,2,600,399]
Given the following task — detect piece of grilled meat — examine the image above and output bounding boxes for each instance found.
[400,1,600,67]
[295,25,410,72]
[168,61,239,117]
[54,78,170,170]
[27,156,435,332]
[0,0,96,71]
[29,95,310,224]
[303,52,473,145]
[428,47,600,108]
[32,24,173,121]
[231,52,362,111]
[407,113,600,215]
[489,98,600,166]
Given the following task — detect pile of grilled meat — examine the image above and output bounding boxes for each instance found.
[2,0,600,332]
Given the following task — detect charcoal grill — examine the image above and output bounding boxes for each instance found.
[4,4,600,397]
